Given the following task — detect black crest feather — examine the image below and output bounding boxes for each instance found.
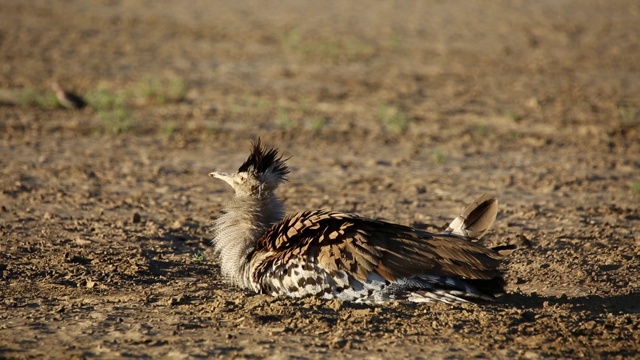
[238,139,290,179]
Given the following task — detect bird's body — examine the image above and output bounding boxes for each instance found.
[52,81,87,109]
[210,141,510,304]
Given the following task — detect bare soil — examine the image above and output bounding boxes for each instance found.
[1,1,640,359]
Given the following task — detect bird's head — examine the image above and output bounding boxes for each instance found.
[209,139,289,197]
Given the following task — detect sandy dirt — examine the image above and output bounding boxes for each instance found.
[1,0,640,358]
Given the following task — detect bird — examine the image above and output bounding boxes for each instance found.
[52,81,88,109]
[209,140,514,304]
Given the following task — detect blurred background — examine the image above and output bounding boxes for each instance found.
[2,0,638,138]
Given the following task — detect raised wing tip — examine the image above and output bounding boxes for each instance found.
[444,193,498,239]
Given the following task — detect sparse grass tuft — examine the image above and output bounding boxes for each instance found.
[390,32,402,50]
[232,94,271,115]
[618,105,638,127]
[86,87,123,111]
[206,126,218,135]
[192,251,206,263]
[431,150,446,165]
[6,77,189,135]
[474,123,492,138]
[134,77,188,105]
[160,121,176,137]
[377,103,410,134]
[276,107,296,129]
[505,110,521,123]
[280,31,375,62]
[85,78,188,134]
[98,106,134,134]
[279,31,302,51]
[309,117,326,132]
[344,39,375,60]
[632,182,640,195]
[17,88,58,108]
[137,78,165,104]
[166,78,188,102]
[9,76,188,111]
[86,87,135,134]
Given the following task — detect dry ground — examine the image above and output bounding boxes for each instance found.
[1,1,640,358]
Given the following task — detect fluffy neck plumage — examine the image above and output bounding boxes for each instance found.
[213,193,285,289]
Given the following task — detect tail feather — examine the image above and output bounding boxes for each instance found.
[395,274,505,304]
[444,193,498,240]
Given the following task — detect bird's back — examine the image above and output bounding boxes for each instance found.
[250,209,505,303]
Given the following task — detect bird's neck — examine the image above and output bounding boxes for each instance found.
[213,192,285,289]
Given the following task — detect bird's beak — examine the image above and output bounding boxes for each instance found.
[209,171,234,187]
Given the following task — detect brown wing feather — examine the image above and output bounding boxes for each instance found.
[255,210,504,284]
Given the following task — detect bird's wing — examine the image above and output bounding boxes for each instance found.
[444,193,498,239]
[254,210,504,284]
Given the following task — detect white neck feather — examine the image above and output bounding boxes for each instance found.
[212,193,285,289]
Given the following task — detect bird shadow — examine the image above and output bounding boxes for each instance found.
[501,292,640,314]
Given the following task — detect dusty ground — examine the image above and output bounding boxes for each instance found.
[1,0,640,358]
